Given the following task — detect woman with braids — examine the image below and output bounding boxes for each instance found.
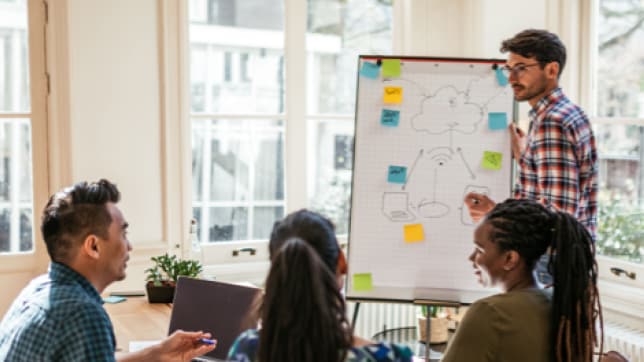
[227,209,413,362]
[441,198,603,362]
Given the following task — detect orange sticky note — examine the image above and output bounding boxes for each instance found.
[404,224,424,243]
[383,86,403,104]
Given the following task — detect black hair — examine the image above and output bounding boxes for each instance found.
[500,29,567,77]
[258,237,352,362]
[485,198,602,362]
[269,209,339,273]
[41,179,121,262]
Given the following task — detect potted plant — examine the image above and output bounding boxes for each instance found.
[145,253,203,303]
[417,305,449,344]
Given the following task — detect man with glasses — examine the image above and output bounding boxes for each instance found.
[464,29,598,284]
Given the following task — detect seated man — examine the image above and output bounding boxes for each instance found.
[0,179,216,361]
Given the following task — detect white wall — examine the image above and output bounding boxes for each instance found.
[67,0,164,245]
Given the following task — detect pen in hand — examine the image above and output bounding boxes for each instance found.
[199,338,217,346]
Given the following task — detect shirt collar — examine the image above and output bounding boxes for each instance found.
[49,262,104,305]
[528,87,564,119]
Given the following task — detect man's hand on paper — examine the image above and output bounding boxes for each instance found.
[464,192,496,223]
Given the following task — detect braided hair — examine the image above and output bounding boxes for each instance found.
[485,199,603,362]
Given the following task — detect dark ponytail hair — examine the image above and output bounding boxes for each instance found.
[269,209,340,273]
[257,238,352,362]
[485,199,603,362]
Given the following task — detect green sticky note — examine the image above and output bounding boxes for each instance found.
[382,59,401,77]
[353,273,373,291]
[481,151,503,170]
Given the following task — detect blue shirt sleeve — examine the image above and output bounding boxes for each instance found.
[227,329,260,362]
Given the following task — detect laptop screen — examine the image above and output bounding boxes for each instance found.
[168,277,260,361]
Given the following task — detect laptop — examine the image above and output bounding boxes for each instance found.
[168,276,261,361]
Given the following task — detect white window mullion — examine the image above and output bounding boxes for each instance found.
[284,0,307,212]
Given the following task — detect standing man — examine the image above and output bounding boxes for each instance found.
[466,29,598,238]
[0,179,216,361]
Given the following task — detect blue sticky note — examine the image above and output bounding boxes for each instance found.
[381,109,400,127]
[388,166,407,184]
[495,67,508,86]
[360,62,379,79]
[103,295,126,304]
[488,112,508,130]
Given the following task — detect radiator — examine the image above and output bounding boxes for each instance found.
[603,322,644,362]
[347,301,417,339]
[347,303,644,362]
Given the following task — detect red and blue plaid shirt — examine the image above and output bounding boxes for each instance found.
[514,88,598,239]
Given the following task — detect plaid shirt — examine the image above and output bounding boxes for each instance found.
[0,262,116,361]
[514,87,598,239]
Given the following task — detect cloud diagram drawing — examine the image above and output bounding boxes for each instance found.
[411,87,484,135]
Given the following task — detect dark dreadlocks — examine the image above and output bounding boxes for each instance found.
[485,199,603,362]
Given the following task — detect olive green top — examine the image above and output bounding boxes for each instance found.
[441,288,552,362]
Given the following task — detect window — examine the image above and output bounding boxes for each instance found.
[0,0,33,255]
[307,0,392,234]
[189,0,286,254]
[590,0,644,323]
[188,0,393,263]
[594,0,644,266]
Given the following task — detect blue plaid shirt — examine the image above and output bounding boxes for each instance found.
[0,262,116,361]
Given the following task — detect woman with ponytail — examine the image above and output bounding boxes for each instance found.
[442,198,603,362]
[227,210,413,362]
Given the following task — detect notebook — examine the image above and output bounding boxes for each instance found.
[168,276,261,361]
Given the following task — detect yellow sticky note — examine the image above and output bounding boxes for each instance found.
[404,224,424,243]
[383,86,403,104]
[481,151,503,170]
[353,273,373,291]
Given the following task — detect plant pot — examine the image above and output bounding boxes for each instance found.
[417,316,449,344]
[146,282,175,303]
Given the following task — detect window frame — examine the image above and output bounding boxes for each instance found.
[0,0,49,272]
[584,0,644,324]
[177,0,399,281]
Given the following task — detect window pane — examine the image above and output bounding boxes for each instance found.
[253,131,284,200]
[596,0,644,264]
[19,207,30,251]
[208,207,248,242]
[0,208,10,252]
[0,0,29,112]
[306,0,392,115]
[189,0,285,113]
[308,119,354,235]
[0,118,33,253]
[253,206,283,240]
[192,119,285,242]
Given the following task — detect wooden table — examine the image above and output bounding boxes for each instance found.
[103,296,171,353]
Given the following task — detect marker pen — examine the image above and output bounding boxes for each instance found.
[200,338,217,345]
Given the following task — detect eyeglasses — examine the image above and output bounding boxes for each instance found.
[501,63,541,78]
